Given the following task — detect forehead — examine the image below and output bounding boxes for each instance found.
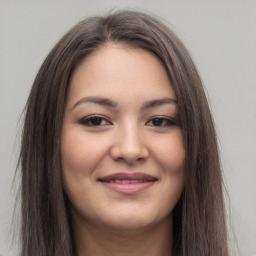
[67,43,175,106]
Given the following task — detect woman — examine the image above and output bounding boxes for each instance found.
[19,10,229,256]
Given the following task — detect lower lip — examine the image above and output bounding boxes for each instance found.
[101,181,155,194]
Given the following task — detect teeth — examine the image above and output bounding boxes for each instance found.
[104,179,152,183]
[116,179,146,184]
[121,179,131,184]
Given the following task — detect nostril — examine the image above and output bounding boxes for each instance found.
[110,143,149,164]
[109,128,149,164]
[114,155,146,165]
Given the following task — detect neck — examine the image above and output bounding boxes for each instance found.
[72,215,173,256]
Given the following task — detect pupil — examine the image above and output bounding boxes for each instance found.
[91,117,102,125]
[152,118,163,126]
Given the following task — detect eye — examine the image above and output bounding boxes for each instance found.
[79,115,112,126]
[146,117,176,127]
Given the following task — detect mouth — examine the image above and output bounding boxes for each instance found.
[98,172,158,194]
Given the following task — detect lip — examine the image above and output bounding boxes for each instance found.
[98,172,158,194]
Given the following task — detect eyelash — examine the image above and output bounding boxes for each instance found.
[146,117,176,127]
[79,115,176,127]
[79,115,112,126]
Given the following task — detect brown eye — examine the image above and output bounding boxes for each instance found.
[146,117,176,127]
[79,116,112,126]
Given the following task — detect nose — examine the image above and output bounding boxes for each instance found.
[110,122,149,165]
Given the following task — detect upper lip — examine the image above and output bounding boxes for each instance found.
[98,172,158,182]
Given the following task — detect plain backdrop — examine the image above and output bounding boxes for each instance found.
[0,1,255,256]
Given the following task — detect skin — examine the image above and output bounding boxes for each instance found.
[61,43,185,256]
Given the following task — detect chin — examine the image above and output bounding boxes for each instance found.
[104,219,154,232]
[100,208,169,232]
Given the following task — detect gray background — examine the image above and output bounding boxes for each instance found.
[0,1,255,255]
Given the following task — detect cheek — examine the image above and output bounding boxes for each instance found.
[60,128,110,212]
[61,128,109,177]
[150,129,186,172]
[150,130,185,208]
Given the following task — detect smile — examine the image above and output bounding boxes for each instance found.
[98,172,158,194]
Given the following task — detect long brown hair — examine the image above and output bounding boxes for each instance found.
[18,10,229,256]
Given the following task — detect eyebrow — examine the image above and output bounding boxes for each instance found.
[71,96,177,111]
[71,96,118,110]
[141,97,177,110]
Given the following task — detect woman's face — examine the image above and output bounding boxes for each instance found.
[61,44,185,232]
